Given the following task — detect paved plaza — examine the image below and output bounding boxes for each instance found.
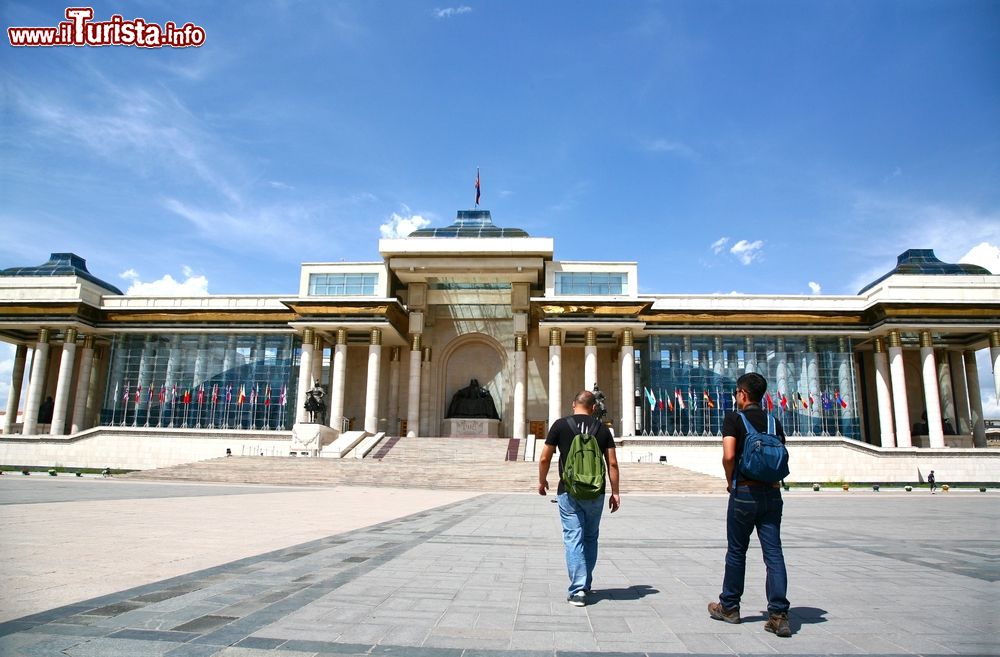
[0,477,997,657]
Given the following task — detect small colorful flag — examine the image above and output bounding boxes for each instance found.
[280,385,287,406]
[122,383,130,402]
[211,384,219,404]
[808,393,815,408]
[765,392,774,411]
[147,385,154,402]
[237,384,246,406]
[225,384,232,404]
[667,398,674,412]
[836,389,848,408]
[134,386,141,403]
[675,389,686,410]
[821,392,832,410]
[264,384,272,406]
[249,384,258,405]
[158,385,166,403]
[183,389,191,405]
[780,393,788,411]
[704,390,715,409]
[474,167,481,206]
[197,385,205,404]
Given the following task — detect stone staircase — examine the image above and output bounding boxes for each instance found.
[125,435,723,493]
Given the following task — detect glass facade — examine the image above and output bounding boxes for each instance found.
[308,273,378,296]
[100,333,299,430]
[638,335,860,439]
[555,272,627,295]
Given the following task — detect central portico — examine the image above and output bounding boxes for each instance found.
[380,209,552,441]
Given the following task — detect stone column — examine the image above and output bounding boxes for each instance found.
[548,329,562,429]
[420,347,432,436]
[965,350,987,448]
[364,328,382,434]
[50,329,79,435]
[387,346,401,436]
[311,334,324,391]
[513,335,527,440]
[294,328,314,424]
[406,334,422,437]
[3,344,28,434]
[919,331,945,448]
[775,337,789,407]
[22,329,51,435]
[70,336,95,434]
[990,330,1000,402]
[806,337,821,433]
[584,328,598,392]
[744,337,756,374]
[873,337,896,448]
[329,328,348,432]
[887,331,911,448]
[620,328,635,437]
[163,336,182,427]
[936,348,956,436]
[837,337,854,426]
[949,351,972,434]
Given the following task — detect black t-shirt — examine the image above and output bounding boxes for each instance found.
[722,404,786,482]
[545,414,616,495]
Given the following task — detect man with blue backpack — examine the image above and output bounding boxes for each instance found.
[708,372,792,637]
[538,390,621,607]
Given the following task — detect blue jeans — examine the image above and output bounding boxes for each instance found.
[558,492,604,595]
[720,486,789,615]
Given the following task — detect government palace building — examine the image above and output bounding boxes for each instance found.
[2,209,999,483]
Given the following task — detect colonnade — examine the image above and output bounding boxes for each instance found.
[4,328,100,436]
[871,329,993,448]
[5,327,997,447]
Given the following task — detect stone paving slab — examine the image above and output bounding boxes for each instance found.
[0,477,997,656]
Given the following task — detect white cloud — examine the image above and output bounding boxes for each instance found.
[959,242,999,274]
[434,6,472,18]
[729,239,764,265]
[710,237,730,255]
[121,268,209,296]
[380,209,431,238]
[643,138,696,158]
[15,76,244,205]
[808,281,822,294]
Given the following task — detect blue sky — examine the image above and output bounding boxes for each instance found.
[2,1,999,413]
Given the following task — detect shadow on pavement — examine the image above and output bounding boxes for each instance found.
[588,584,659,603]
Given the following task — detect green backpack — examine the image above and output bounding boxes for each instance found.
[561,420,606,500]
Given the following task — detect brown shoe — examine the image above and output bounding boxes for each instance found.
[765,612,791,637]
[707,601,740,624]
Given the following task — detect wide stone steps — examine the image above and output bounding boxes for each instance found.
[126,436,723,493]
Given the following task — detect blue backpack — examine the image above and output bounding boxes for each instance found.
[735,411,790,486]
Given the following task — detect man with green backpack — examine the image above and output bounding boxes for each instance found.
[538,390,621,607]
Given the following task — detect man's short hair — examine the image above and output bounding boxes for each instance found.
[736,372,768,403]
[573,390,597,409]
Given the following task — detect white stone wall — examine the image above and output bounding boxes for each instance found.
[615,436,1000,483]
[0,428,291,470]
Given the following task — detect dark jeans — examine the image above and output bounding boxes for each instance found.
[719,486,790,615]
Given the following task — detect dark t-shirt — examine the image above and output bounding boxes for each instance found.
[545,414,616,495]
[722,404,786,483]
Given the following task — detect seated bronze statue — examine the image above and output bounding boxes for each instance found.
[446,378,500,419]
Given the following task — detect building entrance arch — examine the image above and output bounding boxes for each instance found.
[438,333,509,436]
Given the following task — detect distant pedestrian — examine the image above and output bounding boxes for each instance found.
[708,372,791,637]
[537,390,621,607]
[928,470,936,494]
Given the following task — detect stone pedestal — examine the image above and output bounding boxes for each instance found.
[290,422,337,456]
[442,418,500,437]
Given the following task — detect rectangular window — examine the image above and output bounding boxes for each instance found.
[554,272,627,295]
[308,273,378,296]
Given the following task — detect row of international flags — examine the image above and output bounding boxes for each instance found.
[112,382,288,407]
[641,387,849,412]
